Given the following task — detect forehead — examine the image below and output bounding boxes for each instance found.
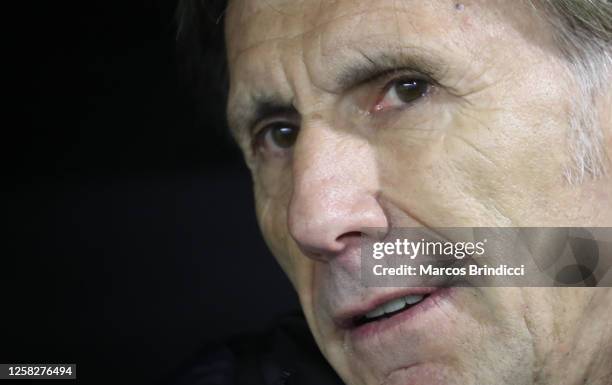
[224,0,551,132]
[226,0,410,57]
[226,0,466,69]
[225,0,547,65]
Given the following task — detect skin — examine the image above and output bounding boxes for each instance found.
[224,1,612,384]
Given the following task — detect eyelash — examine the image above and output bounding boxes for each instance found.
[358,66,433,89]
[378,68,432,93]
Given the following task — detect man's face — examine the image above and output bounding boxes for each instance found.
[225,1,612,384]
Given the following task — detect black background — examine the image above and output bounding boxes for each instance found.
[5,1,299,384]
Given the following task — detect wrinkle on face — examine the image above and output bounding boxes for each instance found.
[519,289,554,384]
[226,0,612,384]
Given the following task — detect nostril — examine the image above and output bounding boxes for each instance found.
[300,249,331,263]
[336,231,364,243]
[292,227,374,262]
[293,235,346,262]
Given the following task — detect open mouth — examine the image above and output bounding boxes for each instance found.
[353,294,431,327]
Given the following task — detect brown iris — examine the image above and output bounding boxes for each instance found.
[394,79,428,104]
[269,123,298,149]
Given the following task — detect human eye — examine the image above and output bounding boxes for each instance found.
[253,121,299,158]
[371,76,431,113]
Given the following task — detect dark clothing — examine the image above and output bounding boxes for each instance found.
[169,314,344,385]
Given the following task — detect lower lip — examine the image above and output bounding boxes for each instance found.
[348,287,456,341]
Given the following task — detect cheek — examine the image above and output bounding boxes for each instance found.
[253,174,316,293]
[446,107,567,217]
[252,158,293,249]
[375,109,504,226]
[253,157,294,200]
[376,74,572,226]
[253,167,323,340]
[254,181,292,268]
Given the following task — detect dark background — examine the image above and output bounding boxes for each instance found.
[5,1,300,384]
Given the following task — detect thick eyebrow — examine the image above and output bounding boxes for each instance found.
[335,49,447,91]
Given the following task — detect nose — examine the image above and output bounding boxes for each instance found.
[287,121,389,260]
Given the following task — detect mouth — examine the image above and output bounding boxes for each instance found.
[353,294,430,326]
[335,287,452,333]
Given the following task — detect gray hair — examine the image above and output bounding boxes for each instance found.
[533,0,612,183]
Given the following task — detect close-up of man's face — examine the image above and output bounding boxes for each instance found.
[224,1,612,384]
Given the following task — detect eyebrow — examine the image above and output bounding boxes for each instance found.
[335,49,447,91]
[228,48,447,139]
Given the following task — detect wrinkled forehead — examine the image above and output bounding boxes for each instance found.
[224,0,544,68]
[225,0,368,63]
[223,0,555,135]
[225,0,442,131]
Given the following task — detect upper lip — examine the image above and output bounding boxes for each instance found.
[333,287,440,329]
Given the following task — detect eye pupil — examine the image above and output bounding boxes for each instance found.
[271,125,298,149]
[394,79,427,103]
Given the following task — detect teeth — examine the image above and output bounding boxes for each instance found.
[383,297,407,313]
[365,306,385,319]
[364,294,426,319]
[404,294,425,305]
